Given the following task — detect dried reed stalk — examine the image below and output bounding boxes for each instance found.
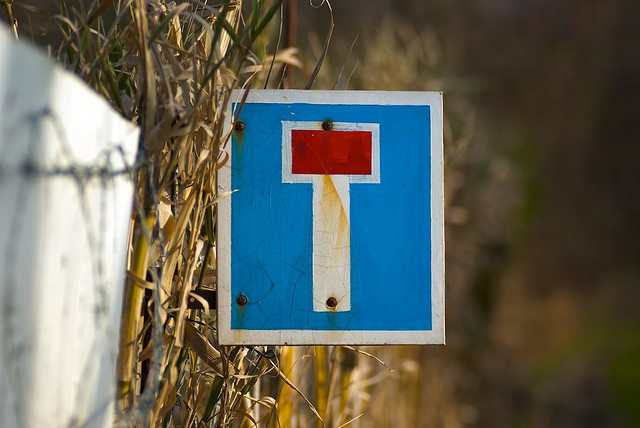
[16,0,376,425]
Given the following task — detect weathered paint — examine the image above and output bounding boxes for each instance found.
[218,90,444,345]
[312,174,351,312]
[283,121,380,313]
[0,27,138,427]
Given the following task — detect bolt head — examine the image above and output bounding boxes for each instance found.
[326,296,338,309]
[236,293,248,306]
[321,119,333,131]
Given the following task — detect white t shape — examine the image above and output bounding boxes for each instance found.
[282,121,380,312]
[311,174,351,311]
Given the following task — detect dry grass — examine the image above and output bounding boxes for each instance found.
[35,1,361,426]
[6,3,474,427]
[30,0,317,426]
[8,1,378,424]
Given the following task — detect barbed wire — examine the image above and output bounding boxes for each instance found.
[0,104,143,427]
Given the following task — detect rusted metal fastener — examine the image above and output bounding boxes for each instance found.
[236,293,248,306]
[321,119,333,131]
[326,296,338,309]
[234,120,245,132]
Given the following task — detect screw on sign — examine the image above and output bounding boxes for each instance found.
[218,90,445,345]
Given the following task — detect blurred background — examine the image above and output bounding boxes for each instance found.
[7,0,640,427]
[285,1,640,426]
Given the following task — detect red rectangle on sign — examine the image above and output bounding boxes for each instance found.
[291,130,372,175]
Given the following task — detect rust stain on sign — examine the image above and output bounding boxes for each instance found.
[314,174,351,311]
[320,174,349,233]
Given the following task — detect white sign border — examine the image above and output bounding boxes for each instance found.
[218,90,445,345]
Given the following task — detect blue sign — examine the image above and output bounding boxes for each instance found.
[218,90,444,344]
